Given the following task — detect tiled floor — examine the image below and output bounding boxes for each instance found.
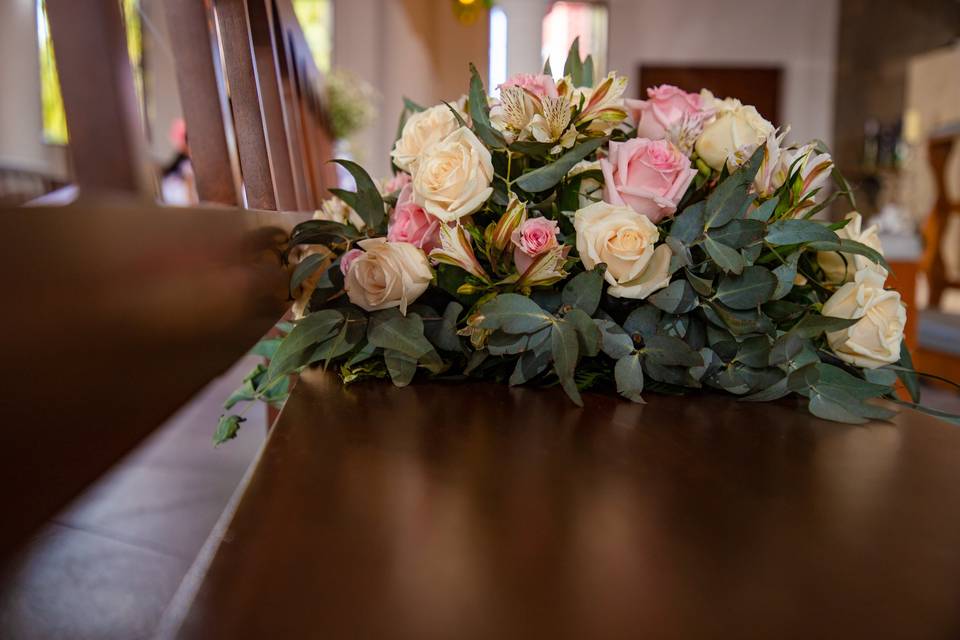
[0,357,266,640]
[0,368,957,640]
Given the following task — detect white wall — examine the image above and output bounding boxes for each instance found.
[607,0,839,147]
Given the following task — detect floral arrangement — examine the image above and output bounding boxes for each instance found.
[215,40,956,444]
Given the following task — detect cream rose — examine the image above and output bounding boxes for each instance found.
[818,212,886,283]
[391,104,464,173]
[574,201,673,300]
[822,268,905,369]
[412,127,493,223]
[694,95,774,171]
[344,238,433,314]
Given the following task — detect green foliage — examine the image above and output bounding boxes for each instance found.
[468,63,506,148]
[214,415,245,446]
[329,159,385,229]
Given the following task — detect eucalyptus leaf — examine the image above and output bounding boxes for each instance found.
[383,349,417,387]
[710,219,766,249]
[214,415,245,445]
[266,309,344,383]
[736,336,772,368]
[476,294,554,334]
[289,219,361,247]
[643,335,703,367]
[510,348,552,385]
[715,266,778,310]
[514,136,607,193]
[703,146,764,230]
[896,342,921,403]
[487,327,550,356]
[705,301,775,336]
[648,279,698,314]
[771,253,800,300]
[289,253,328,297]
[615,354,645,402]
[425,301,464,352]
[596,318,634,359]
[669,201,705,244]
[807,238,891,272]
[747,197,778,222]
[765,219,838,245]
[551,320,583,406]
[562,268,605,315]
[704,236,745,274]
[565,308,602,357]
[685,269,714,296]
[623,305,660,337]
[367,310,434,359]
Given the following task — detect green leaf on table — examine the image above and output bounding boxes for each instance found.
[475,293,554,334]
[367,309,434,359]
[551,319,583,406]
[643,335,703,367]
[765,219,838,245]
[266,309,344,383]
[515,136,607,193]
[596,318,634,359]
[562,268,605,315]
[289,252,328,297]
[715,266,778,310]
[615,353,645,402]
[330,159,385,229]
[214,415,245,446]
[704,236,745,274]
[704,146,764,230]
[469,63,507,148]
[565,308,602,357]
[670,201,705,244]
[309,310,366,367]
[648,279,698,313]
[896,342,921,403]
[789,362,896,424]
[740,376,791,402]
[711,219,766,249]
[510,348,552,386]
[383,349,417,387]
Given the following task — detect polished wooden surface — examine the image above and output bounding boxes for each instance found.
[0,197,297,561]
[165,369,960,639]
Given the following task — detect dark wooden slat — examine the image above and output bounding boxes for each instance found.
[269,0,313,210]
[45,0,154,196]
[163,370,960,639]
[0,198,301,562]
[215,0,278,210]
[163,0,242,206]
[247,0,299,211]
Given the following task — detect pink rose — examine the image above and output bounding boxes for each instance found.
[625,85,710,141]
[387,184,441,252]
[601,138,698,223]
[500,73,558,99]
[511,217,560,273]
[382,171,411,195]
[340,248,364,276]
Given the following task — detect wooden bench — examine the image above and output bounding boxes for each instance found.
[157,370,960,639]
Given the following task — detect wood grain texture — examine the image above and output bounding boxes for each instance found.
[0,197,300,562]
[163,369,960,639]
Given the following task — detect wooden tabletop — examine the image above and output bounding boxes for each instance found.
[163,369,960,639]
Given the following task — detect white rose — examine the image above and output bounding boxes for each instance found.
[695,98,774,171]
[412,127,493,223]
[818,212,886,283]
[822,268,905,369]
[391,104,464,173]
[344,238,433,314]
[574,201,673,300]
